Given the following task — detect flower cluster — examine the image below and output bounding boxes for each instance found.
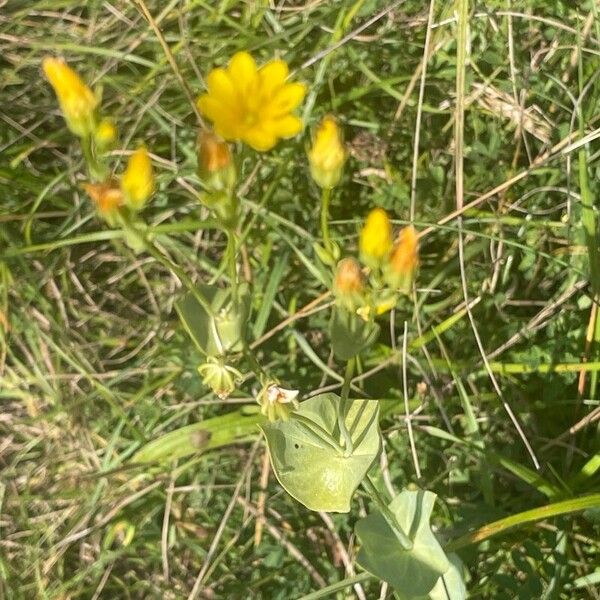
[335,208,419,319]
[43,57,155,224]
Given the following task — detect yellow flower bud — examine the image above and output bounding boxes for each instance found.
[121,146,155,211]
[42,56,98,138]
[385,225,419,293]
[94,119,117,151]
[308,115,346,189]
[359,208,392,267]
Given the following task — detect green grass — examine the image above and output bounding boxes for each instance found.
[1,0,600,598]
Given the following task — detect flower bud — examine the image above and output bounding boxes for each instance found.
[42,56,98,138]
[257,382,299,422]
[308,115,346,189]
[82,180,123,224]
[198,130,236,193]
[94,119,117,151]
[385,225,419,293]
[121,146,154,211]
[334,258,364,312]
[359,208,392,268]
[197,357,243,399]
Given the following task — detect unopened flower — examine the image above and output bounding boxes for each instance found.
[385,225,418,293]
[198,357,243,399]
[197,51,306,152]
[258,382,299,422]
[83,180,123,222]
[308,115,346,189]
[121,146,154,211]
[334,258,364,311]
[197,130,236,194]
[359,208,392,268]
[94,119,117,151]
[42,56,98,138]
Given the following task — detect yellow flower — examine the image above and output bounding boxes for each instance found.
[121,146,155,211]
[386,225,419,293]
[308,115,346,189]
[359,208,392,267]
[197,51,306,152]
[42,56,98,138]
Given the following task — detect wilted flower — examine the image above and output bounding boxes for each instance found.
[42,56,98,138]
[83,180,123,222]
[385,225,419,293]
[257,382,299,422]
[198,357,243,399]
[94,119,117,151]
[359,208,392,268]
[121,146,154,211]
[197,51,306,152]
[308,115,346,189]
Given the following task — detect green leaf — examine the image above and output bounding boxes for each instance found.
[330,308,380,361]
[132,407,263,463]
[425,553,467,600]
[175,283,250,356]
[261,394,381,513]
[355,490,450,598]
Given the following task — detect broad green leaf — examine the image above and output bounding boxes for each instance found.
[261,394,381,513]
[132,407,263,463]
[330,307,380,361]
[175,283,250,357]
[425,553,467,600]
[356,490,449,598]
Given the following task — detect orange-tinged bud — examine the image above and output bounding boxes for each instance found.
[83,180,123,217]
[199,131,232,174]
[334,258,363,294]
[121,146,154,211]
[308,115,346,189]
[42,56,98,138]
[359,208,392,267]
[386,225,419,293]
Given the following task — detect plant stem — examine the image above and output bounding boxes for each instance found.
[80,135,107,182]
[320,186,332,253]
[361,476,413,550]
[226,229,239,311]
[337,357,355,457]
[119,215,215,319]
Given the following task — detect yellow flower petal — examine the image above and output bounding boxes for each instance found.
[227,51,258,94]
[206,68,237,107]
[268,82,306,116]
[244,126,277,152]
[271,115,302,138]
[258,59,289,99]
[198,96,238,137]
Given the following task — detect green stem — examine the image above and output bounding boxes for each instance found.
[80,135,107,182]
[119,214,215,319]
[320,186,332,253]
[226,229,239,311]
[362,476,413,550]
[337,357,355,457]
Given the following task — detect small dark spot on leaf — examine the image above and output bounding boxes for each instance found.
[294,443,300,449]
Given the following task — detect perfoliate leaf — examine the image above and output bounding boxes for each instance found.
[356,490,450,598]
[175,283,250,356]
[261,393,381,513]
